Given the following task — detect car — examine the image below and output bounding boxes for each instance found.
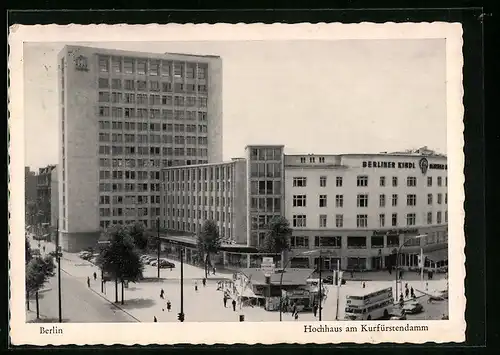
[429,290,448,301]
[151,258,175,268]
[389,309,407,320]
[79,251,92,260]
[402,301,424,314]
[322,276,334,284]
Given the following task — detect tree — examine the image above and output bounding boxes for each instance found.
[26,255,55,318]
[127,222,148,250]
[96,225,143,304]
[25,237,32,264]
[197,220,221,278]
[260,216,292,268]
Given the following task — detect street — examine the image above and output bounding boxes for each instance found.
[26,237,448,323]
[26,269,137,323]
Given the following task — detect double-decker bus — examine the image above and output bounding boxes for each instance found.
[344,287,394,320]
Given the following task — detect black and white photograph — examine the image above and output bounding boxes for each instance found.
[9,23,465,345]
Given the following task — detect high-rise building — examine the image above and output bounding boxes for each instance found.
[58,45,223,251]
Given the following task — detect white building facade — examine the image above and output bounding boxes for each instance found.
[284,150,448,270]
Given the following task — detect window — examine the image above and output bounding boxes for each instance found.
[380,176,386,187]
[309,157,315,163]
[427,212,433,224]
[406,194,417,206]
[392,213,397,227]
[335,214,343,228]
[379,214,385,228]
[293,177,307,187]
[197,66,206,79]
[445,177,448,186]
[357,194,368,207]
[293,195,306,207]
[319,195,327,207]
[437,211,442,224]
[161,62,171,77]
[99,92,110,102]
[124,59,134,74]
[357,175,368,187]
[379,194,386,207]
[124,80,134,90]
[336,176,342,187]
[315,236,341,248]
[99,56,109,72]
[406,213,416,226]
[347,236,366,249]
[428,193,433,205]
[293,215,307,227]
[174,63,184,78]
[427,176,433,187]
[445,210,448,223]
[407,176,417,187]
[320,176,327,187]
[98,78,109,89]
[356,214,368,228]
[149,61,160,76]
[445,193,448,204]
[392,176,398,187]
[319,215,327,228]
[137,61,146,75]
[335,195,343,208]
[437,177,442,186]
[437,193,443,204]
[391,194,398,206]
[319,157,325,163]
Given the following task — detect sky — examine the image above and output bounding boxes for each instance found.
[23,39,447,170]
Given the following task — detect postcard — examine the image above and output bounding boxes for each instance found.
[8,22,465,345]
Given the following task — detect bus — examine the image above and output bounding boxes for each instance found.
[344,287,394,320]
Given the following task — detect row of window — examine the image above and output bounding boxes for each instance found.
[293,175,448,188]
[289,233,447,249]
[165,180,232,194]
[99,158,208,168]
[100,207,162,217]
[98,105,208,119]
[98,145,208,157]
[99,195,160,205]
[292,210,448,228]
[164,165,233,182]
[98,133,208,146]
[99,182,160,192]
[166,194,233,208]
[99,122,207,133]
[99,219,153,230]
[249,147,283,161]
[98,91,208,106]
[166,208,232,223]
[164,220,230,238]
[292,192,448,208]
[99,78,207,95]
[98,56,207,79]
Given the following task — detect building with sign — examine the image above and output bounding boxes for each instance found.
[159,145,448,271]
[284,146,448,271]
[57,45,222,251]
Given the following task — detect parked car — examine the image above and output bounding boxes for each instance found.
[79,251,92,260]
[402,301,424,314]
[429,290,448,301]
[389,309,407,320]
[151,258,175,268]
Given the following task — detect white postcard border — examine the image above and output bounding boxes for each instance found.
[8,23,465,345]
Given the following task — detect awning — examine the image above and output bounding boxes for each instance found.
[425,248,448,262]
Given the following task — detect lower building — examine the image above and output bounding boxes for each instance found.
[158,145,449,271]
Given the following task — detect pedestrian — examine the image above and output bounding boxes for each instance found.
[294,312,299,321]
[350,271,354,278]
[223,295,228,308]
[87,276,91,288]
[213,267,216,275]
[154,316,157,322]
[425,282,428,291]
[166,300,171,312]
[410,287,415,299]
[160,288,165,299]
[405,288,409,299]
[93,272,97,281]
[405,283,408,290]
[313,303,318,317]
[232,299,237,311]
[399,294,404,307]
[292,303,297,317]
[202,278,206,287]
[43,246,46,253]
[195,282,198,292]
[362,282,366,289]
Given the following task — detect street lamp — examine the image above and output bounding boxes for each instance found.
[395,234,427,301]
[278,249,324,322]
